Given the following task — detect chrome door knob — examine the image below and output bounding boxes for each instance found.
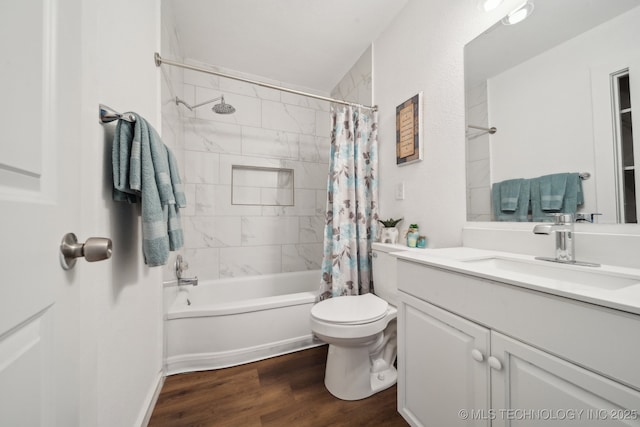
[60,233,112,270]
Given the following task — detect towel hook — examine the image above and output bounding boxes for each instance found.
[99,104,136,124]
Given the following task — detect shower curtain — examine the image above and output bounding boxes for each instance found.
[319,106,379,300]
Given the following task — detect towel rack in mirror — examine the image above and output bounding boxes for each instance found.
[467,124,497,134]
[99,104,136,124]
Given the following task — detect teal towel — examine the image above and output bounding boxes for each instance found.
[492,179,530,221]
[499,179,523,212]
[539,174,567,211]
[531,173,583,221]
[112,113,186,266]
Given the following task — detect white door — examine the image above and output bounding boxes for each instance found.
[0,2,84,425]
[398,292,491,427]
[491,331,640,427]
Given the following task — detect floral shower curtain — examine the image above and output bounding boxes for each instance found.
[319,106,379,300]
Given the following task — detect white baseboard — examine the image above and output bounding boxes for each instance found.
[137,371,165,427]
[166,334,324,375]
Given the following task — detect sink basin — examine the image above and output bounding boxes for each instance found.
[461,257,640,291]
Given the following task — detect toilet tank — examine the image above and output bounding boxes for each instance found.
[372,243,408,307]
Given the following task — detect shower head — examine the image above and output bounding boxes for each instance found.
[175,94,236,115]
[212,96,236,114]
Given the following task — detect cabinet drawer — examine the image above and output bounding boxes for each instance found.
[398,259,640,391]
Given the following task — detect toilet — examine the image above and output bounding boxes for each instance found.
[310,243,403,400]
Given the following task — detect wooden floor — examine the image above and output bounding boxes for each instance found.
[148,345,408,427]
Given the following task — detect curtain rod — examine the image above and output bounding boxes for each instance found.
[154,53,377,111]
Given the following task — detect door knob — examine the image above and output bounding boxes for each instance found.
[488,356,503,371]
[60,233,112,270]
[471,349,485,362]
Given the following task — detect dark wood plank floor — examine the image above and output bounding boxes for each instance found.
[148,345,408,427]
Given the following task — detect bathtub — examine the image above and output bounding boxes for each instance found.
[165,270,323,375]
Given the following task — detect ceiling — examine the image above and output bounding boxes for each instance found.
[166,0,408,93]
[465,0,640,88]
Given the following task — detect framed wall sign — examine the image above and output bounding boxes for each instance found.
[396,92,422,166]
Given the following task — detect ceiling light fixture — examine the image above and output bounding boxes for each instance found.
[477,0,504,12]
[502,0,535,25]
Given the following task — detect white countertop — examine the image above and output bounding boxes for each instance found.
[390,247,640,316]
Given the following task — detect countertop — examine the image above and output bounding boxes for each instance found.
[389,247,640,316]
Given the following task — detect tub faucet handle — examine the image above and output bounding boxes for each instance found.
[175,254,189,279]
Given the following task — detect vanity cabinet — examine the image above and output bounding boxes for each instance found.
[397,259,640,427]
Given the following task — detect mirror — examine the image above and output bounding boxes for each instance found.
[465,0,640,224]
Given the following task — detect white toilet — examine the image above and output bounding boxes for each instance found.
[310,243,403,400]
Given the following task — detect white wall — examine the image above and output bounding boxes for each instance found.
[373,0,526,247]
[77,1,164,426]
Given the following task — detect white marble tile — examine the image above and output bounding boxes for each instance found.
[184,150,219,184]
[218,154,282,185]
[195,184,262,216]
[282,244,322,272]
[262,100,316,135]
[289,189,317,215]
[183,68,220,90]
[241,126,300,160]
[179,84,197,119]
[299,134,319,163]
[183,216,241,249]
[181,247,220,281]
[467,133,490,162]
[184,117,242,154]
[316,190,327,214]
[315,110,331,138]
[182,184,196,217]
[466,102,488,132]
[220,77,281,102]
[466,80,487,109]
[219,245,282,278]
[299,216,325,243]
[281,91,330,112]
[233,186,262,205]
[283,160,328,190]
[241,216,299,245]
[466,158,491,189]
[469,187,492,216]
[260,188,294,206]
[194,86,261,128]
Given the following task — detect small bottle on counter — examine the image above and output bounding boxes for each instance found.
[417,235,427,248]
[407,224,419,247]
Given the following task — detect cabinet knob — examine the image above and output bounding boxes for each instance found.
[471,349,484,362]
[488,356,503,371]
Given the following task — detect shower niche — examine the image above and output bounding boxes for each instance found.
[231,165,295,206]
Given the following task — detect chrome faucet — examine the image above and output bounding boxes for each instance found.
[533,213,599,267]
[533,213,575,263]
[175,254,198,286]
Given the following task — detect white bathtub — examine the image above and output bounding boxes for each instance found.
[165,270,322,375]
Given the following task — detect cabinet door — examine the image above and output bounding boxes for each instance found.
[398,292,491,427]
[491,331,640,427]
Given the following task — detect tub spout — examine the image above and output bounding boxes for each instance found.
[178,276,198,286]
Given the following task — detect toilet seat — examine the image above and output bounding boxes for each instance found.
[311,293,389,325]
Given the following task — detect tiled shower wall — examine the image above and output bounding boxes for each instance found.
[175,63,332,280]
[331,46,373,106]
[160,10,373,282]
[160,1,185,282]
[466,80,491,221]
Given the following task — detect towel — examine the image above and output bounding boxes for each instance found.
[492,179,530,221]
[539,173,567,211]
[112,113,186,266]
[499,178,523,212]
[531,173,583,221]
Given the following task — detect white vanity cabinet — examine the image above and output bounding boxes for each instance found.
[397,258,640,427]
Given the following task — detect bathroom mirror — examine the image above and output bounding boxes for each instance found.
[465,0,640,224]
